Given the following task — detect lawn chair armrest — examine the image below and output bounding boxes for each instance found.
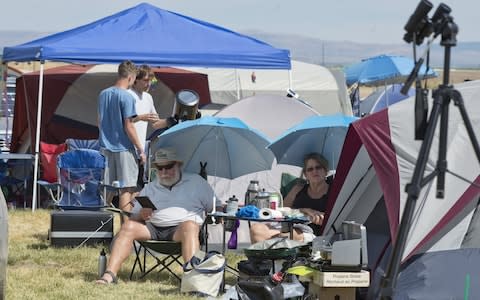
[100,183,123,193]
[105,207,132,218]
[38,180,61,190]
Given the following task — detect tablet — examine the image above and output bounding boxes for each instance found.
[135,196,157,210]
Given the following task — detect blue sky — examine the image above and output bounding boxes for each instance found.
[1,0,477,44]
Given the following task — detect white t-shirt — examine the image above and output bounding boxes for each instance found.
[133,173,221,227]
[128,89,157,151]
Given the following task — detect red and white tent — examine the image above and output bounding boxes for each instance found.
[323,80,480,298]
[12,64,210,152]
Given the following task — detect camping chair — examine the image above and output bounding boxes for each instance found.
[38,142,68,207]
[129,217,209,283]
[40,149,106,210]
[65,138,100,151]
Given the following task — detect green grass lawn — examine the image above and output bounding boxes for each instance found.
[6,209,242,300]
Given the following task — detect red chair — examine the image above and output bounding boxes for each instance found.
[40,142,67,183]
[38,142,67,207]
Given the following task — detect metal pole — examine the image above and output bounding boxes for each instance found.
[31,62,45,212]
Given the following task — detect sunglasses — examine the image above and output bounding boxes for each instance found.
[155,162,176,171]
[306,165,323,172]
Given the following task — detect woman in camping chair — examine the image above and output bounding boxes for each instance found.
[250,152,330,243]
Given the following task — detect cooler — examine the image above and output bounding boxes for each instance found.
[50,210,114,247]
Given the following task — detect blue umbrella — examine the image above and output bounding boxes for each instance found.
[267,114,358,170]
[345,54,437,86]
[151,116,274,179]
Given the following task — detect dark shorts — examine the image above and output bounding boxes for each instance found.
[145,223,178,241]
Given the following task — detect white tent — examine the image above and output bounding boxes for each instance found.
[324,80,480,298]
[189,60,352,115]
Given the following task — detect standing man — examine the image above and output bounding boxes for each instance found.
[98,60,146,212]
[128,65,177,188]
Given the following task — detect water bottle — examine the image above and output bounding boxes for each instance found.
[245,180,260,206]
[98,248,107,278]
[226,195,239,215]
[227,220,240,249]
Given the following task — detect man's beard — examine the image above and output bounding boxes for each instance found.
[158,171,180,187]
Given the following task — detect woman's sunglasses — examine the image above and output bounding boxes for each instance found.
[155,162,176,171]
[306,165,323,172]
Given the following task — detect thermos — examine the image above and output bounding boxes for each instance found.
[98,248,107,278]
[245,180,260,206]
[255,189,270,209]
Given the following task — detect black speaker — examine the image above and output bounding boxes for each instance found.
[50,210,114,247]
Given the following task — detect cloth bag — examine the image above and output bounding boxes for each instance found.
[181,250,226,297]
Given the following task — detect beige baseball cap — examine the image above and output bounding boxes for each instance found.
[151,148,182,165]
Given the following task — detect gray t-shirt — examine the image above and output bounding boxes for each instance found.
[133,173,219,227]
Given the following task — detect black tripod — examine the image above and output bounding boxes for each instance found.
[377,14,480,300]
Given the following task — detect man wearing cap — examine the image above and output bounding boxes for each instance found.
[96,148,221,284]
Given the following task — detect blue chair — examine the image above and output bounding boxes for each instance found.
[65,138,100,151]
[40,149,106,210]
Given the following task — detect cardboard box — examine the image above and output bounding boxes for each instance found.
[312,270,370,287]
[308,285,356,300]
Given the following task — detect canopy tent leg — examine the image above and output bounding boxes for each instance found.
[288,69,293,91]
[31,62,45,212]
[234,69,240,100]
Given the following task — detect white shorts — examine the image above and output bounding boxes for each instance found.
[102,149,138,188]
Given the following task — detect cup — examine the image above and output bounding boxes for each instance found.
[226,199,238,215]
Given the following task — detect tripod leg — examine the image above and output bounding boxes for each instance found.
[436,91,450,198]
[378,94,444,299]
[451,89,480,162]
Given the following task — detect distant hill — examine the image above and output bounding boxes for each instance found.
[244,31,480,69]
[1,30,479,69]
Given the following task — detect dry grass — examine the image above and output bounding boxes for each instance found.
[6,209,241,300]
[358,68,480,98]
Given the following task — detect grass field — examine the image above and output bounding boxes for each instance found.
[358,68,480,98]
[6,209,242,300]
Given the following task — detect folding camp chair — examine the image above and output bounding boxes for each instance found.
[129,220,209,283]
[65,138,100,151]
[39,149,106,210]
[130,240,183,281]
[37,142,68,207]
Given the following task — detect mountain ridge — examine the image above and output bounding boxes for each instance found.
[1,30,479,68]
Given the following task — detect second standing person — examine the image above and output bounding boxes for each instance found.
[128,65,178,188]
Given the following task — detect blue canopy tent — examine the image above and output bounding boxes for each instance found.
[2,3,290,69]
[2,2,291,211]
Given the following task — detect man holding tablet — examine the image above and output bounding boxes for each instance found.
[97,148,221,285]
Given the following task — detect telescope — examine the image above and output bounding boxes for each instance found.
[403,0,433,45]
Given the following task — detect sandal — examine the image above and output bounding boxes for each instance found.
[96,270,118,285]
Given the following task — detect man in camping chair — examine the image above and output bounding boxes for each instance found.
[96,148,221,284]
